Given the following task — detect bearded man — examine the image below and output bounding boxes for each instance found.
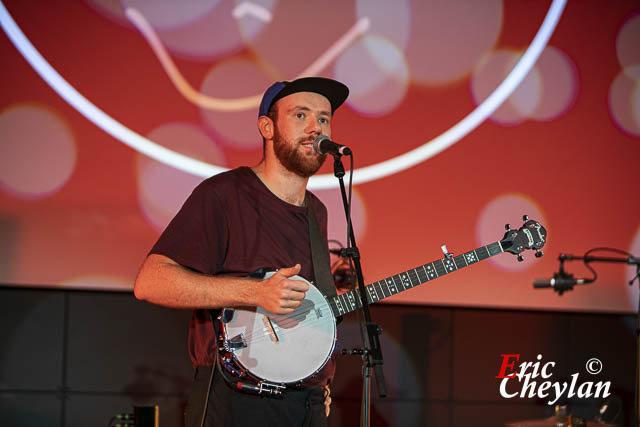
[134,77,349,427]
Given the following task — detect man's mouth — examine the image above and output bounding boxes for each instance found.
[300,140,315,148]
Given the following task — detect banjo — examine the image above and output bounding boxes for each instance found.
[218,217,546,389]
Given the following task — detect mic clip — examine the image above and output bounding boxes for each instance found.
[553,257,573,295]
[551,271,576,295]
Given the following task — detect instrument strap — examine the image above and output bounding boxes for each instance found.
[307,201,337,298]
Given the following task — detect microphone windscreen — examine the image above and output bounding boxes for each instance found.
[313,134,330,154]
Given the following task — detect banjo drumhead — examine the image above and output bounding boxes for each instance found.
[223,274,337,384]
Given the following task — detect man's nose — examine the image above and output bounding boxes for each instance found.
[306,118,321,135]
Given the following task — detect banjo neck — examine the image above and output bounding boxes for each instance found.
[328,241,505,317]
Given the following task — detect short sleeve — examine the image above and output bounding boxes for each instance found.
[149,182,228,275]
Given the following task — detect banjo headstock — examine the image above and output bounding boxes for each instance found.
[500,215,547,261]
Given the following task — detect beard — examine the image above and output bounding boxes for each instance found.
[272,126,326,178]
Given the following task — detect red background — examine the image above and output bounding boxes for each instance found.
[1,0,639,312]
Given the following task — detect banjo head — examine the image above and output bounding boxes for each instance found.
[223,273,337,384]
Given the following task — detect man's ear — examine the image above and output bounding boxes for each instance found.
[258,116,274,140]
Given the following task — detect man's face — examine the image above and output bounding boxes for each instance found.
[271,91,332,178]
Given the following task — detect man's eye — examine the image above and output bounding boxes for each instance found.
[319,118,328,124]
[296,113,305,119]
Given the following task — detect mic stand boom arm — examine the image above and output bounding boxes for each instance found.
[332,154,387,427]
[559,253,640,268]
[557,252,640,427]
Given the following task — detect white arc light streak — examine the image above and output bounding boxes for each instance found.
[0,0,566,189]
[0,1,225,178]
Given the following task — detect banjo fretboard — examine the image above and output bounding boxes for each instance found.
[328,241,504,317]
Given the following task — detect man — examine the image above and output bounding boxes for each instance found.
[134,77,349,427]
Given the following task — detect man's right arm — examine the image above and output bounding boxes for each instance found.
[133,254,308,314]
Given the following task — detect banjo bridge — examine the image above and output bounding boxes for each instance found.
[263,316,279,343]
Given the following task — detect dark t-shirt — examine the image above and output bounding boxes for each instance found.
[149,166,335,387]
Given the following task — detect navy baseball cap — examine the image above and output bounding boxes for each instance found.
[258,77,349,118]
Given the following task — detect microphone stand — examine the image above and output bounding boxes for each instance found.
[331,153,387,427]
[558,253,640,426]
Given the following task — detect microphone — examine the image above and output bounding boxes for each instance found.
[533,277,588,288]
[533,272,591,294]
[313,135,352,156]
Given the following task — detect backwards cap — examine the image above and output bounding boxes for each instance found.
[258,77,349,117]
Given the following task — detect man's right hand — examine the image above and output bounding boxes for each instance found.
[257,264,309,314]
